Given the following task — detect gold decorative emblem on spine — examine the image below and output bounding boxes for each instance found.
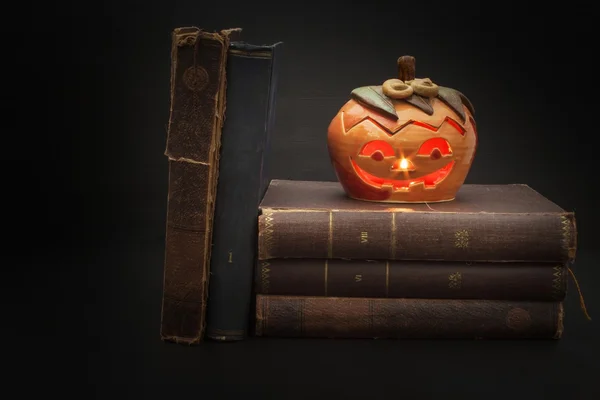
[448,272,462,289]
[506,307,532,331]
[552,265,563,299]
[260,261,271,293]
[262,211,274,258]
[561,215,576,260]
[454,229,469,249]
[183,66,209,92]
[561,215,571,245]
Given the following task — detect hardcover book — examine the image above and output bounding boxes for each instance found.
[160,27,236,344]
[255,295,564,339]
[205,41,283,341]
[258,180,577,262]
[255,258,567,301]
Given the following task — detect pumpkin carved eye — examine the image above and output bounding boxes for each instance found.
[359,140,395,161]
[416,137,453,158]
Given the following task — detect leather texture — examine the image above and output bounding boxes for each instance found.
[255,295,563,339]
[257,180,577,263]
[205,41,282,341]
[160,27,233,345]
[256,258,567,301]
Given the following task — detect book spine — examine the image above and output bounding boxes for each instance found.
[259,44,282,200]
[255,295,564,339]
[205,42,282,341]
[160,27,233,344]
[256,259,567,301]
[258,209,576,262]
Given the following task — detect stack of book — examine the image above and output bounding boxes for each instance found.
[254,179,577,339]
[159,27,582,344]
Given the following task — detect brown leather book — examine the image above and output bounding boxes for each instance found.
[255,295,563,339]
[256,258,567,301]
[258,180,576,263]
[160,27,236,344]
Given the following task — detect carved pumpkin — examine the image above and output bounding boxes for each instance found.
[327,56,477,203]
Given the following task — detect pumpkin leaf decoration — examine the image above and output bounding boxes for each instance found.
[350,55,473,122]
[350,86,397,120]
[437,86,466,121]
[403,93,433,116]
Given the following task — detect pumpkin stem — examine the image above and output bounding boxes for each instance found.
[397,56,415,81]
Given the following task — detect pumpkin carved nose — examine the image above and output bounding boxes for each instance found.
[391,158,415,171]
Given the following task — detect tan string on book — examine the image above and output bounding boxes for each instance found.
[568,267,592,321]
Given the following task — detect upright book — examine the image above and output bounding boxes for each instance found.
[258,180,577,262]
[205,41,283,341]
[160,27,237,344]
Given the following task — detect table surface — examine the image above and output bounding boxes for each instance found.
[79,235,599,398]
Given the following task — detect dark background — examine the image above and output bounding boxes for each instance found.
[6,0,599,397]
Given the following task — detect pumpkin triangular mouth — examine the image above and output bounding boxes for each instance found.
[350,158,455,192]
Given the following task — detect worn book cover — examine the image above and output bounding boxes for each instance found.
[255,295,564,339]
[258,180,577,262]
[256,258,567,301]
[160,27,237,345]
[205,41,283,342]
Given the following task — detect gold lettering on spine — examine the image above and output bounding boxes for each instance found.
[328,211,333,258]
[360,232,368,243]
[354,274,362,282]
[324,260,329,296]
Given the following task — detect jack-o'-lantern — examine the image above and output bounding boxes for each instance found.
[327,56,477,203]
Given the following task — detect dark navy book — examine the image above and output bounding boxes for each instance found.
[205,41,282,341]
